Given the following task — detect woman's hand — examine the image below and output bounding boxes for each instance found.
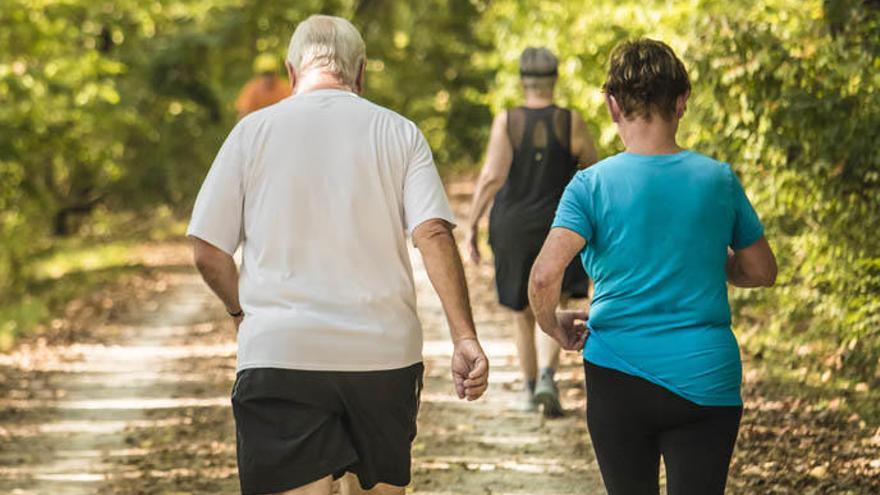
[465,224,481,264]
[551,309,589,351]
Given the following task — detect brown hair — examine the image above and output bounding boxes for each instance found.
[602,38,690,121]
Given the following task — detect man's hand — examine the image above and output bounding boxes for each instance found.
[547,309,589,351]
[465,224,481,264]
[414,219,488,401]
[451,338,489,401]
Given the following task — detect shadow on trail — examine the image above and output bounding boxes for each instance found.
[0,241,604,494]
[2,237,877,494]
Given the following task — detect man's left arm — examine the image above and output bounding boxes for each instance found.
[403,127,488,401]
[529,228,589,350]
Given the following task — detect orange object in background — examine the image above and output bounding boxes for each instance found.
[235,74,291,118]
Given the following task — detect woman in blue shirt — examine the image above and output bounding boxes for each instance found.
[528,39,777,494]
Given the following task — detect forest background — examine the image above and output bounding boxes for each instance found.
[1,0,878,414]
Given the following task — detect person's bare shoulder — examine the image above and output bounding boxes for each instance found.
[570,109,597,168]
[570,109,589,139]
[493,109,508,129]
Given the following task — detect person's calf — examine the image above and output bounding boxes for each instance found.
[338,474,405,495]
[274,475,333,495]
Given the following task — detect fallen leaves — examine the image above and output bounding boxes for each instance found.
[730,382,880,493]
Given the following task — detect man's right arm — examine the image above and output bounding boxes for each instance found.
[413,219,488,401]
[464,111,513,264]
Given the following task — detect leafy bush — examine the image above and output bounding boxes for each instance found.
[1,0,877,381]
[688,0,880,377]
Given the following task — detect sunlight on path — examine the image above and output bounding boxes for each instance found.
[0,242,602,494]
[0,271,223,494]
[409,246,603,494]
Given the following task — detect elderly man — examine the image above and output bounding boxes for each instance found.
[188,15,489,495]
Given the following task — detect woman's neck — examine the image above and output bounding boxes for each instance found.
[618,115,682,155]
[523,91,554,109]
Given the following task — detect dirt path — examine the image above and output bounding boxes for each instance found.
[0,255,237,494]
[0,240,603,494]
[2,192,878,494]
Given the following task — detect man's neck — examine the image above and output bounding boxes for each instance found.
[617,115,682,155]
[293,71,354,95]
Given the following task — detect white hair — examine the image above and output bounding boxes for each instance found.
[287,15,366,87]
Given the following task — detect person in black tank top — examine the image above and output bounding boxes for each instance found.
[466,47,598,416]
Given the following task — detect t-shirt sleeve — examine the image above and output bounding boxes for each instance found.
[186,125,246,255]
[402,127,456,233]
[728,165,765,250]
[552,174,593,243]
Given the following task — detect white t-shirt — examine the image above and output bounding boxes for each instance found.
[187,89,455,372]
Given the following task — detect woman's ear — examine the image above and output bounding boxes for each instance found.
[605,94,623,123]
[675,91,690,119]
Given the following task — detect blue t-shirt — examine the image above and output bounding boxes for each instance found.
[552,150,764,406]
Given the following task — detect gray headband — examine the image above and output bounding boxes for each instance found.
[520,68,558,77]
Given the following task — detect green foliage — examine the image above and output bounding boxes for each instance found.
[1,0,878,381]
[474,0,701,156]
[475,0,880,380]
[1,0,496,348]
[0,0,489,294]
[0,0,228,297]
[688,0,880,375]
[0,239,140,352]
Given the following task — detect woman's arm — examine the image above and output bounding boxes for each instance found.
[465,111,514,263]
[529,228,589,350]
[726,236,777,288]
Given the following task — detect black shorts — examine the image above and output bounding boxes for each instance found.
[491,243,589,310]
[231,363,424,495]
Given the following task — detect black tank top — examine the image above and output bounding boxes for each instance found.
[489,105,579,245]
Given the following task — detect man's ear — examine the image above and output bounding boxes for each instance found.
[675,91,690,119]
[285,60,296,93]
[605,94,623,124]
[355,59,366,94]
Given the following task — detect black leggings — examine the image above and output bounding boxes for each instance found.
[584,361,742,495]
